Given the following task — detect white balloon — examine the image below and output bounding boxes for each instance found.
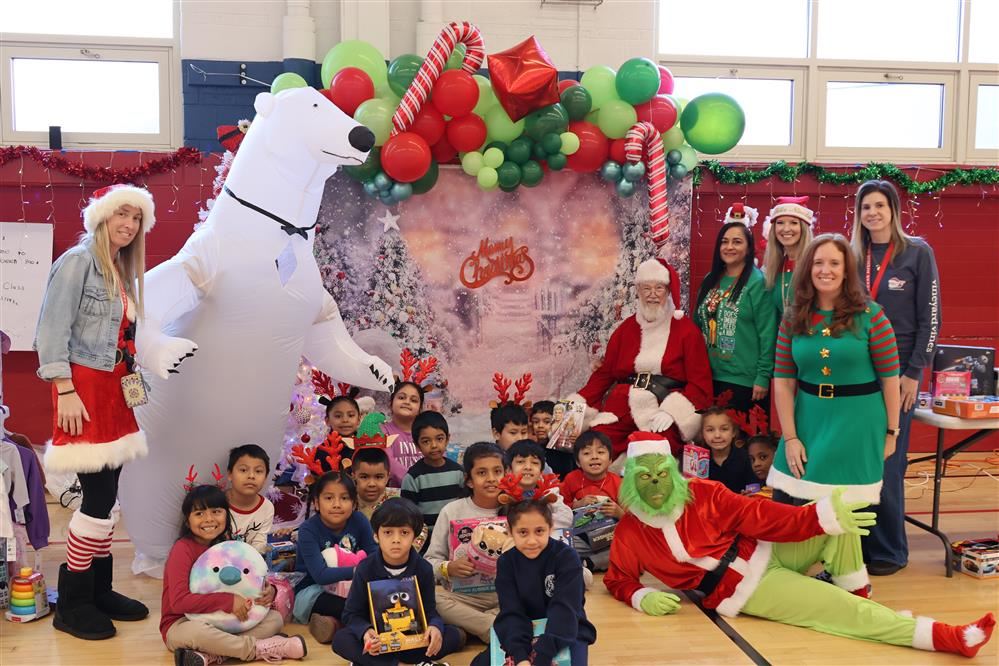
[120,87,393,575]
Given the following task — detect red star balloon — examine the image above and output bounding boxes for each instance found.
[487,35,560,121]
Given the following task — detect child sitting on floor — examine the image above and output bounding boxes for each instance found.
[700,406,757,494]
[333,498,466,664]
[225,444,275,555]
[504,440,573,530]
[402,411,464,545]
[559,431,623,574]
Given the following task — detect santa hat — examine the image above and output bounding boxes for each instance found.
[627,431,671,458]
[635,258,683,319]
[82,184,156,234]
[723,202,759,228]
[762,195,815,240]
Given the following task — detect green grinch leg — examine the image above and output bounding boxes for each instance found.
[742,538,996,656]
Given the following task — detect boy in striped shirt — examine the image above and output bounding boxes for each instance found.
[401,411,464,549]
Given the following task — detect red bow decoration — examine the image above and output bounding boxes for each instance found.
[487,36,560,121]
[183,463,226,492]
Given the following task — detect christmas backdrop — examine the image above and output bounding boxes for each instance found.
[313,167,691,441]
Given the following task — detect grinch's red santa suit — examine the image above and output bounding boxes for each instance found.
[569,258,713,457]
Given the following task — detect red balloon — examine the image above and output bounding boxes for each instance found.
[488,35,560,121]
[430,136,458,164]
[327,67,375,116]
[635,95,679,132]
[657,66,675,95]
[380,132,432,183]
[410,107,446,146]
[565,121,610,173]
[431,70,479,118]
[445,114,487,153]
[558,79,580,94]
[608,139,627,164]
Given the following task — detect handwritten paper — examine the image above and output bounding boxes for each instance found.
[0,222,54,350]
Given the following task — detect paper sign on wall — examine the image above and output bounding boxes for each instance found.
[0,222,54,351]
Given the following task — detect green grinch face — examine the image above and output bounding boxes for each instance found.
[633,454,675,509]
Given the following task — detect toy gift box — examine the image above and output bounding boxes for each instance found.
[933,345,996,397]
[931,371,972,398]
[950,539,999,580]
[448,517,509,593]
[571,502,617,552]
[547,400,587,452]
[932,396,999,420]
[682,444,710,479]
[489,618,571,666]
[367,576,429,653]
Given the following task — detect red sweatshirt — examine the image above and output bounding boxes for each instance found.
[559,470,622,505]
[160,537,236,640]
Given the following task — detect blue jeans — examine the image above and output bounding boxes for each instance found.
[862,399,917,566]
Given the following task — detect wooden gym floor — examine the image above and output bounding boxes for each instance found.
[1,452,996,665]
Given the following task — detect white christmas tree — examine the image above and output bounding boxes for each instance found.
[313,225,365,325]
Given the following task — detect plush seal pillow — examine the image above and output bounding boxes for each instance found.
[186,540,270,632]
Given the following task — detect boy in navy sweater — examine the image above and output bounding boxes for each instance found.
[333,498,465,665]
[494,498,597,665]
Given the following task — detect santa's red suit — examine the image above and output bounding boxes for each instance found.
[604,479,843,617]
[570,260,713,457]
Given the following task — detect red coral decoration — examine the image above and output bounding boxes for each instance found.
[400,348,419,382]
[492,372,512,404]
[413,357,439,386]
[0,145,202,183]
[291,444,327,477]
[513,373,533,405]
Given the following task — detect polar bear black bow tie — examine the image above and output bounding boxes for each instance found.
[224,186,318,239]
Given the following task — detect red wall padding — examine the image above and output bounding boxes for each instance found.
[2,152,997,455]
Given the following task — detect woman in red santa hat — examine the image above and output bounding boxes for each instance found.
[762,195,816,317]
[34,185,157,640]
[567,257,713,459]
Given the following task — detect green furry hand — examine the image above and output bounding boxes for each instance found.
[639,591,681,616]
[831,488,877,535]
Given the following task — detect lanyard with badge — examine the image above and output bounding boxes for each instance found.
[865,240,894,298]
[117,286,149,409]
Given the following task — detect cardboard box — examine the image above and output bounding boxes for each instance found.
[265,540,297,573]
[367,576,430,653]
[448,517,509,593]
[932,371,971,397]
[951,539,999,579]
[682,444,710,479]
[572,502,617,552]
[933,345,996,396]
[932,396,999,420]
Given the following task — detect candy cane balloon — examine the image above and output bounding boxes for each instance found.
[624,121,670,249]
[391,21,485,136]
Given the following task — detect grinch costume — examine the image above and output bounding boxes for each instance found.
[570,259,713,458]
[605,432,995,658]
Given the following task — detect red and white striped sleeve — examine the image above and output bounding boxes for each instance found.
[868,305,900,377]
[774,320,797,378]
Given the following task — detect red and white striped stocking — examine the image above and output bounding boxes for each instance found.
[66,511,114,572]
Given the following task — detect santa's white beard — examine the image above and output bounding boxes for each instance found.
[638,301,670,324]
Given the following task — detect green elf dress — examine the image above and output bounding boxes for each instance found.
[769,302,899,504]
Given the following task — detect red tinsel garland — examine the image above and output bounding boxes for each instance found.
[0,145,203,183]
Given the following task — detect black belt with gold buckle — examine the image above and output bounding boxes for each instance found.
[618,372,685,403]
[799,379,880,399]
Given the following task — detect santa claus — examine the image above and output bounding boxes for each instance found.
[568,258,713,458]
[605,432,996,658]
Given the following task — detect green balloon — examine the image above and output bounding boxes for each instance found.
[669,163,689,179]
[666,148,682,165]
[472,74,497,116]
[598,99,638,140]
[559,131,580,155]
[524,104,569,142]
[461,151,485,176]
[547,153,567,171]
[678,143,698,171]
[615,57,661,105]
[580,66,619,110]
[270,72,308,94]
[410,159,439,194]
[680,93,745,154]
[532,142,548,160]
[321,40,388,89]
[387,54,424,98]
[353,97,396,146]
[506,137,533,165]
[521,160,544,187]
[485,105,525,144]
[446,43,466,70]
[584,110,600,124]
[497,161,522,188]
[477,166,499,189]
[344,147,381,181]
[499,183,520,193]
[559,86,592,121]
[485,141,509,154]
[540,133,562,155]
[661,125,686,151]
[483,147,505,168]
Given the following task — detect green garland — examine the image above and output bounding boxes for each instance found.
[693,160,999,196]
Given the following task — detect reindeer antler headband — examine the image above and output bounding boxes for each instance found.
[291,431,351,481]
[497,472,561,505]
[312,368,361,407]
[183,464,226,493]
[397,348,439,392]
[489,371,533,410]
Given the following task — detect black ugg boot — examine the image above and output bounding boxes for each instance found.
[53,563,116,640]
[92,554,148,620]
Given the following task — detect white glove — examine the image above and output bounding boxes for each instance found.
[590,411,620,427]
[648,410,675,433]
[135,324,197,380]
[366,355,394,391]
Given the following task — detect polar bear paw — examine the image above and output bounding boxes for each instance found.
[137,332,198,380]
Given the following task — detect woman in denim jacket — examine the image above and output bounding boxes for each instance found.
[34,185,161,640]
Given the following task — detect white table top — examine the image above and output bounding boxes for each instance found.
[914,407,999,430]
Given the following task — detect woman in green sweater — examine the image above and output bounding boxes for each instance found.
[694,219,778,415]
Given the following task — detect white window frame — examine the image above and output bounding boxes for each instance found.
[655,0,995,164]
[966,71,999,163]
[0,17,181,150]
[667,63,806,161]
